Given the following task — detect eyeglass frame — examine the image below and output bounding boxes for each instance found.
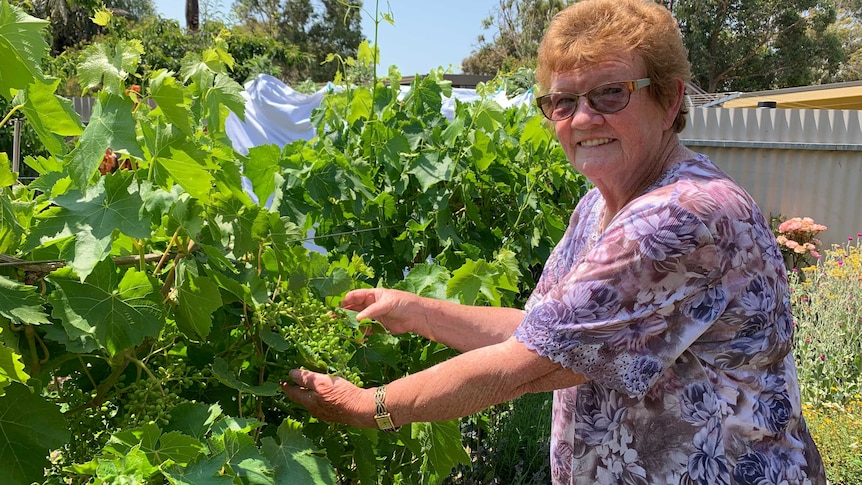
[535,78,652,121]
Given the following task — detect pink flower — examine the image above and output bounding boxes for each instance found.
[819,354,826,361]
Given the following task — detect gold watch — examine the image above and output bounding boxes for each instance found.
[373,385,400,432]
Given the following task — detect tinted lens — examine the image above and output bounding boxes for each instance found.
[538,94,579,120]
[587,82,631,113]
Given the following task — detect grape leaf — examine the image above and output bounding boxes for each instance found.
[412,421,470,484]
[0,195,24,255]
[408,150,455,192]
[67,93,143,189]
[174,272,223,340]
[0,275,49,324]
[222,428,274,485]
[243,144,279,208]
[447,259,500,306]
[149,69,193,135]
[16,78,83,157]
[0,1,48,99]
[109,423,205,468]
[47,265,163,356]
[260,418,337,485]
[205,73,246,135]
[165,402,223,442]
[0,153,13,187]
[0,339,28,396]
[78,39,144,96]
[0,383,69,485]
[27,173,150,279]
[210,358,280,396]
[395,263,451,300]
[164,452,234,485]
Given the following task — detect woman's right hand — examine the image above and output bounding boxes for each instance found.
[340,288,422,335]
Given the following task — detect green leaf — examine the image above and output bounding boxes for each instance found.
[91,8,112,27]
[447,259,500,306]
[0,1,48,99]
[67,93,144,189]
[165,402,223,442]
[310,267,352,298]
[0,338,28,396]
[222,428,274,484]
[0,188,23,254]
[110,422,206,468]
[407,150,455,192]
[243,145,280,207]
[0,275,49,324]
[16,78,83,157]
[164,452,234,485]
[27,173,151,279]
[174,272,223,340]
[205,73,245,134]
[412,420,470,485]
[149,69,193,135]
[210,357,280,396]
[0,152,13,186]
[78,39,144,96]
[47,265,163,356]
[260,418,337,485]
[395,264,452,301]
[153,152,215,202]
[0,383,69,485]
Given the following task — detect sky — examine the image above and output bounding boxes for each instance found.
[150,0,500,76]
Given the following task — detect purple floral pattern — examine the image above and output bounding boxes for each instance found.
[514,155,825,485]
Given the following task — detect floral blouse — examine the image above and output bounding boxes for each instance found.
[514,155,825,485]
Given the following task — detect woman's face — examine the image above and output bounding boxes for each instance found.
[549,53,677,196]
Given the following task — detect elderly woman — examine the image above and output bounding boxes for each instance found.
[283,0,826,483]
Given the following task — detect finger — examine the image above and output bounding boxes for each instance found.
[288,368,316,389]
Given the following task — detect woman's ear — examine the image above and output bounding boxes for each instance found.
[662,78,685,131]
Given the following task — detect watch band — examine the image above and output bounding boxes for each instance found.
[373,385,400,432]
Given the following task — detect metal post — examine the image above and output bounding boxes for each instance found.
[12,118,21,175]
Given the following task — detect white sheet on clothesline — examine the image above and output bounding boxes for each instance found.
[225,74,535,156]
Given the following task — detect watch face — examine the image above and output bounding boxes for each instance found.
[375,413,394,429]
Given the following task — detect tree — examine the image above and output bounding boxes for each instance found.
[825,0,862,82]
[232,0,363,83]
[673,0,844,92]
[462,0,569,76]
[186,0,199,31]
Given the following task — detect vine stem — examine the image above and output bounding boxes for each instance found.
[0,104,24,130]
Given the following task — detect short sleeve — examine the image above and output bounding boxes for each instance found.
[515,196,727,399]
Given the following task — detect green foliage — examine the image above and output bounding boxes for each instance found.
[674,0,844,91]
[450,392,553,485]
[231,0,363,84]
[0,2,586,484]
[791,236,862,405]
[803,401,862,485]
[0,0,49,99]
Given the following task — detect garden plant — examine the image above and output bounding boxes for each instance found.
[789,232,862,485]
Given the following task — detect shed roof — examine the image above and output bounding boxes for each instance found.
[718,80,862,109]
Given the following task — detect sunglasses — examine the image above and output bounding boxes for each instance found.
[536,78,651,120]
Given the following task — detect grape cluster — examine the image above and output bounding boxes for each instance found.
[113,360,209,428]
[261,292,364,386]
[55,380,114,465]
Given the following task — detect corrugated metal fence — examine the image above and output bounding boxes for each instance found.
[681,107,862,250]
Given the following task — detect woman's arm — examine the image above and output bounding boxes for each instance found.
[282,336,587,428]
[341,288,525,352]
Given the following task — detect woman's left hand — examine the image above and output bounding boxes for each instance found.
[281,369,376,428]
